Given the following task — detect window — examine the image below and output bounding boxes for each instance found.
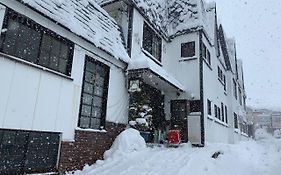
[206,50,211,65]
[233,79,237,99]
[142,22,162,62]
[218,107,221,120]
[78,56,110,129]
[238,88,242,105]
[190,100,201,112]
[207,99,212,115]
[234,113,238,129]
[181,42,195,57]
[0,9,74,75]
[225,106,228,123]
[221,103,224,122]
[223,75,227,91]
[214,104,218,118]
[0,129,60,174]
[202,43,211,65]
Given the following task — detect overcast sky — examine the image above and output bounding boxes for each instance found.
[205,0,281,110]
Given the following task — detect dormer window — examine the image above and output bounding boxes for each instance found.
[142,22,162,62]
[181,42,195,57]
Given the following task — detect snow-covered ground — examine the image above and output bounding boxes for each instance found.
[69,129,281,175]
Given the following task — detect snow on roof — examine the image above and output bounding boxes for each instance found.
[18,0,130,63]
[127,53,185,91]
[97,0,216,40]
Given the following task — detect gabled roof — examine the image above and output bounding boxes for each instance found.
[96,0,216,40]
[16,0,130,63]
[218,25,232,71]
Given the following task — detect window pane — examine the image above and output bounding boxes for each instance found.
[51,38,60,56]
[41,34,52,52]
[85,71,95,84]
[39,50,50,67]
[94,86,104,96]
[93,96,103,107]
[81,105,91,117]
[86,60,95,72]
[91,107,101,118]
[79,117,90,128]
[2,20,20,55]
[82,93,92,105]
[90,118,100,129]
[58,58,67,74]
[83,82,93,94]
[60,42,69,59]
[95,75,104,87]
[49,55,59,70]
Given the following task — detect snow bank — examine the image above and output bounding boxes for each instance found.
[70,138,281,175]
[104,128,147,159]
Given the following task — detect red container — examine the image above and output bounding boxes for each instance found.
[167,129,181,144]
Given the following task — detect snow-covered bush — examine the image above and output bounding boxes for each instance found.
[129,91,153,131]
[273,129,281,138]
[255,128,271,140]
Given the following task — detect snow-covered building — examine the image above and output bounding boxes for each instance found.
[97,0,248,145]
[0,0,248,173]
[0,0,130,173]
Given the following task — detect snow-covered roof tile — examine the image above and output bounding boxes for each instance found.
[96,0,216,39]
[17,0,130,63]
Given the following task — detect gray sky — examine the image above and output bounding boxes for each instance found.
[206,0,281,110]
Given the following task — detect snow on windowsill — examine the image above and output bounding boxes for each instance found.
[241,132,249,137]
[203,58,212,70]
[76,127,107,133]
[179,56,197,62]
[214,118,229,128]
[234,129,240,133]
[141,48,162,66]
[207,115,214,120]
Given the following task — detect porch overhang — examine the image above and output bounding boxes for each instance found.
[127,54,185,92]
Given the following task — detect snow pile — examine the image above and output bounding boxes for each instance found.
[19,0,130,63]
[255,128,272,140]
[103,128,147,159]
[70,137,281,175]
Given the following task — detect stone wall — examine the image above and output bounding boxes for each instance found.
[58,122,126,172]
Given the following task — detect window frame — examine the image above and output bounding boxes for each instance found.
[207,99,212,116]
[0,8,74,76]
[181,41,195,58]
[234,113,238,129]
[78,56,110,130]
[142,22,162,62]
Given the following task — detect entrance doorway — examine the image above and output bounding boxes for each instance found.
[171,100,189,142]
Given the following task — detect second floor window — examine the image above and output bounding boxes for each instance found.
[233,79,238,99]
[181,41,195,57]
[234,113,238,129]
[0,9,74,76]
[142,22,162,62]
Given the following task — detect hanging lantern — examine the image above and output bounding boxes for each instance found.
[128,79,141,92]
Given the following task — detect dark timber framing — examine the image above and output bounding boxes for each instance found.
[127,4,134,57]
[199,30,205,146]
